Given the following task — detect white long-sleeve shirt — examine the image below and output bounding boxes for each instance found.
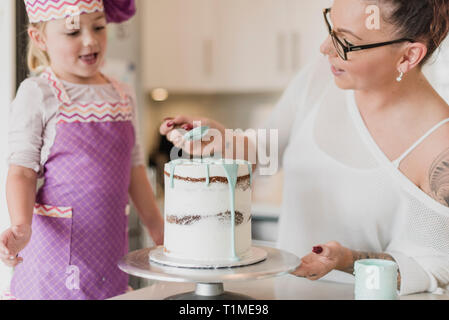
[7,76,145,176]
[265,55,449,296]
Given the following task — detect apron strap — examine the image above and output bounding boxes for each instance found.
[41,68,72,104]
[104,75,128,103]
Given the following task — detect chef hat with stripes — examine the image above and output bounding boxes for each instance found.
[24,0,135,24]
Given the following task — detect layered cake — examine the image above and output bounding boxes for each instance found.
[163,158,253,263]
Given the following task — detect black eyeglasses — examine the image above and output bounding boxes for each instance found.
[323,8,414,61]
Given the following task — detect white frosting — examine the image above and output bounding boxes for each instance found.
[169,161,250,180]
[163,161,252,262]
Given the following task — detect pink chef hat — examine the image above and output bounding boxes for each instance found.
[24,0,135,24]
[103,0,136,24]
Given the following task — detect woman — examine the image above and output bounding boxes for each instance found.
[160,0,449,295]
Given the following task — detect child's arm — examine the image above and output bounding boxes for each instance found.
[0,165,37,267]
[128,165,164,246]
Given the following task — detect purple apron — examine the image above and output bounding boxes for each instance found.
[11,69,135,300]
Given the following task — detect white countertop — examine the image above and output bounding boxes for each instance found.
[111,275,449,300]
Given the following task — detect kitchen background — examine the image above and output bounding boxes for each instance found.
[1,0,449,292]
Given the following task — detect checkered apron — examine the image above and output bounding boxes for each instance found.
[11,69,135,300]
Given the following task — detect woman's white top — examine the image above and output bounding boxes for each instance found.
[265,55,449,295]
[7,76,145,176]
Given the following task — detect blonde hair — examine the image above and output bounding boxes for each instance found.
[27,22,51,74]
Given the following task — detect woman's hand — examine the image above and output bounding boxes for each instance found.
[291,241,353,280]
[159,115,226,157]
[0,225,32,267]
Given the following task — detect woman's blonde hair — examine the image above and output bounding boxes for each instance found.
[27,22,51,73]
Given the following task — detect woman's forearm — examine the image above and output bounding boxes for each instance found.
[339,249,402,290]
[6,166,38,227]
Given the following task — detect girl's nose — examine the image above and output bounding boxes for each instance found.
[320,35,336,57]
[82,30,98,47]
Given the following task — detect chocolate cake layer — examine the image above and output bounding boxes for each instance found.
[164,171,251,190]
[166,211,252,226]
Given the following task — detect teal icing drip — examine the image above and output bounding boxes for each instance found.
[205,164,210,186]
[221,163,240,261]
[169,161,176,188]
[169,158,185,188]
[247,163,253,187]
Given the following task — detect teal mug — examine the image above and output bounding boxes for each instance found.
[354,259,399,300]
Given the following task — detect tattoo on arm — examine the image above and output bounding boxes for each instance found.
[429,147,449,207]
[342,251,401,290]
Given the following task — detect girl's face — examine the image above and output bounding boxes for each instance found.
[319,0,419,91]
[42,11,107,82]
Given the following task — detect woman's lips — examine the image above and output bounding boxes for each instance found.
[79,53,99,65]
[331,65,345,76]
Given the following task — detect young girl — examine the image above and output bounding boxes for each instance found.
[0,0,164,300]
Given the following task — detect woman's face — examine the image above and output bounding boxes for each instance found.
[320,0,407,91]
[43,11,107,81]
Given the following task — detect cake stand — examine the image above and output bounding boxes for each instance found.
[118,245,301,300]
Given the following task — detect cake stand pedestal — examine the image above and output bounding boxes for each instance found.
[118,246,301,300]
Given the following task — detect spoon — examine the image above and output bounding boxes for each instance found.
[183,126,210,141]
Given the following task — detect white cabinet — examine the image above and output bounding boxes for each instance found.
[213,0,292,92]
[285,0,330,73]
[141,0,216,92]
[141,0,329,93]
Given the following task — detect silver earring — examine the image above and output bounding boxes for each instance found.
[396,71,404,82]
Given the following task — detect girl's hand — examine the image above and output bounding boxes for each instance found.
[159,116,226,157]
[148,223,164,247]
[291,241,353,280]
[0,225,32,268]
[147,215,164,246]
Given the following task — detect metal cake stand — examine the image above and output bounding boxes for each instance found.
[118,245,301,300]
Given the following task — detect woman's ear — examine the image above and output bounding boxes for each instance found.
[397,42,428,73]
[28,26,47,52]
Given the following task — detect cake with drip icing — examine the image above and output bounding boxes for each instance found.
[163,158,253,263]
